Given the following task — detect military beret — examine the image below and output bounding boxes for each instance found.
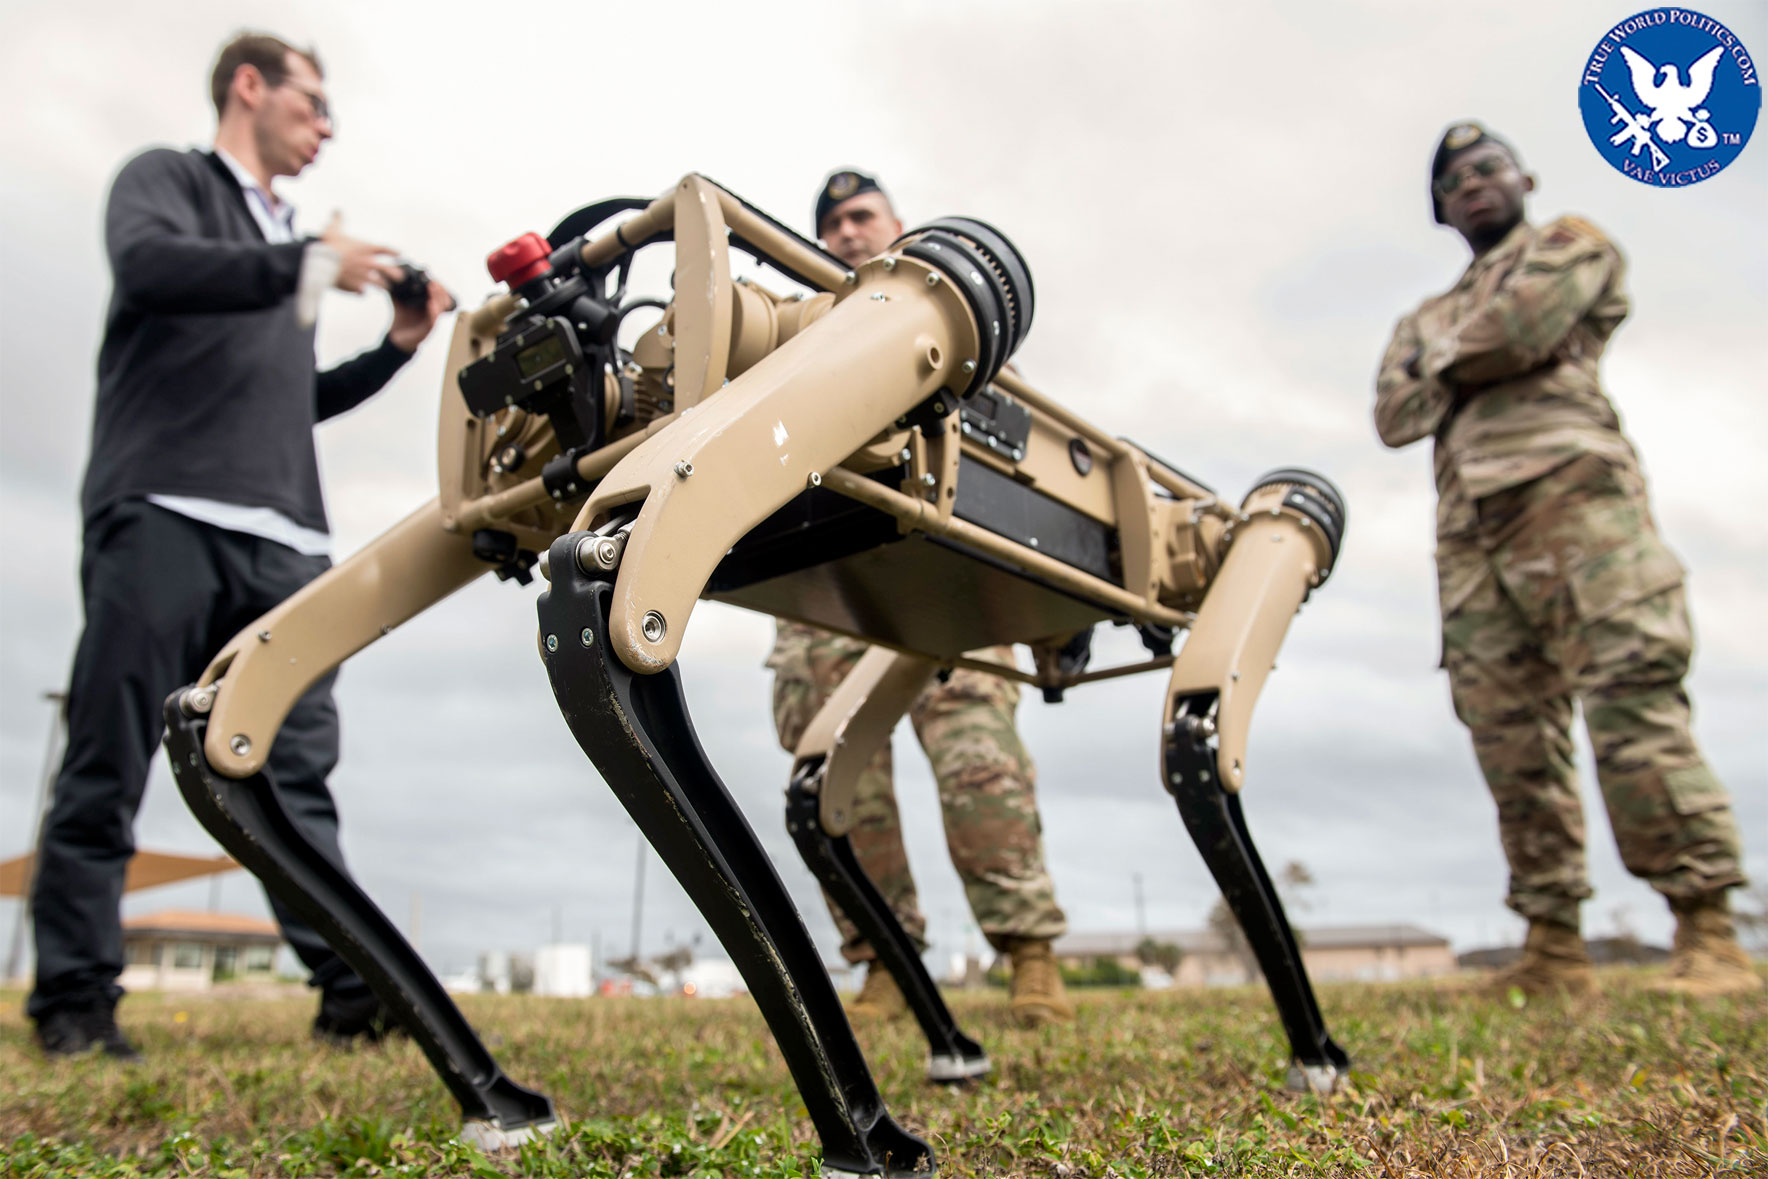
[1430,122,1521,224]
[814,169,885,236]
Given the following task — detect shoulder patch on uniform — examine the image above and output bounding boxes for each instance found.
[1540,215,1607,249]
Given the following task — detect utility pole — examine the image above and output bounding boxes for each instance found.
[629,837,646,964]
[5,691,67,984]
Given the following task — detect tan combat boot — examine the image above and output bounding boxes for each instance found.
[1652,895,1764,998]
[1486,920,1596,999]
[848,962,908,1021]
[1007,937,1075,1028]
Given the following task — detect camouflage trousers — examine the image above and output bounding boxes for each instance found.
[1436,454,1744,929]
[767,620,1067,963]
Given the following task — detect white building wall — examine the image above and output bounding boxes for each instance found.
[533,944,593,997]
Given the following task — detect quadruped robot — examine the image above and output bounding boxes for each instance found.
[162,176,1350,1176]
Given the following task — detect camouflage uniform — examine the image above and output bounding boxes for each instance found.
[768,619,1067,963]
[1375,216,1745,929]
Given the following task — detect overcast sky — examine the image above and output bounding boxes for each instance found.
[2,0,1763,987]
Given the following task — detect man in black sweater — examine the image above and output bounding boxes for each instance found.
[29,32,452,1058]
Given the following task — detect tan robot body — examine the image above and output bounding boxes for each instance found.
[163,174,1348,1175]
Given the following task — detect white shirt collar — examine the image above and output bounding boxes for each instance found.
[213,147,276,204]
[212,147,296,235]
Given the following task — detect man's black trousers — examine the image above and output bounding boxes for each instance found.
[28,501,369,1021]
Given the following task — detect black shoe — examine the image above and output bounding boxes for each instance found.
[312,989,401,1047]
[36,999,142,1062]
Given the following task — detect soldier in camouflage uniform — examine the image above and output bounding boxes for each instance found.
[1374,124,1757,999]
[766,170,1071,1027]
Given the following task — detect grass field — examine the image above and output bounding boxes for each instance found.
[3,970,1765,1177]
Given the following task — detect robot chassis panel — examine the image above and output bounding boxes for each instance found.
[162,175,1350,1176]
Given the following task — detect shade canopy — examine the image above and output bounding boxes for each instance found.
[0,850,238,898]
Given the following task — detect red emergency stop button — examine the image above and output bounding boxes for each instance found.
[487,232,553,288]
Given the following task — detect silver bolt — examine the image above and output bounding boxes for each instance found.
[869,292,887,301]
[673,460,694,479]
[1011,448,1025,461]
[961,360,976,375]
[1029,537,1040,548]
[881,257,896,271]
[641,611,667,643]
[578,534,624,572]
[921,473,937,488]
[538,550,552,581]
[257,629,271,642]
[926,272,941,286]
[229,735,252,757]
[545,633,559,652]
[898,448,913,463]
[183,687,215,716]
[657,324,668,336]
[807,471,822,488]
[931,400,947,415]
[843,271,857,286]
[580,627,595,647]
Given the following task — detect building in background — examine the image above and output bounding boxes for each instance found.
[1053,923,1457,985]
[119,909,283,992]
[533,943,593,997]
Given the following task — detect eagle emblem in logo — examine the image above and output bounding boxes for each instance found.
[1619,45,1724,146]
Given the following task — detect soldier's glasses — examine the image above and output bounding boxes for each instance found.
[1435,157,1506,196]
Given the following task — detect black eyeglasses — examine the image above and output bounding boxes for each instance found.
[1435,156,1505,196]
[281,82,333,128]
